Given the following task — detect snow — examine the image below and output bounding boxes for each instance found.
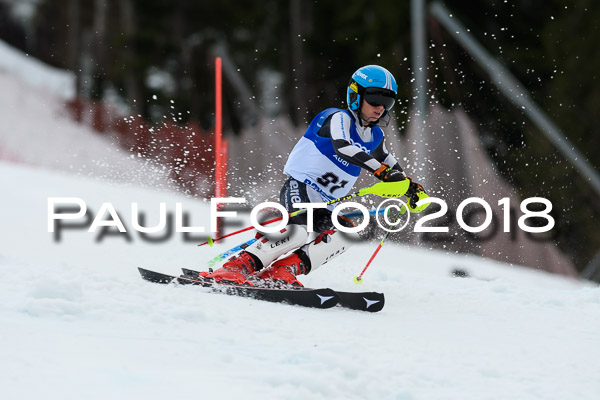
[1,39,600,400]
[1,161,600,400]
[0,40,176,190]
[0,39,75,100]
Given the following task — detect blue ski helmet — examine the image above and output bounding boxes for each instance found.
[347,65,397,117]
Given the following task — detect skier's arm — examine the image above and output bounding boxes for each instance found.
[325,112,381,172]
[326,112,405,175]
[370,139,405,174]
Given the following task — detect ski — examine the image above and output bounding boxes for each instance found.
[138,267,339,309]
[181,268,385,313]
[336,291,385,313]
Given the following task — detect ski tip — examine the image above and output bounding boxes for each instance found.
[138,267,176,284]
[138,267,150,275]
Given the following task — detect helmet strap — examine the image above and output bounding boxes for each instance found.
[357,108,385,128]
[377,113,391,127]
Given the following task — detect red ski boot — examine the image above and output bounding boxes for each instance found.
[258,253,308,287]
[206,251,259,285]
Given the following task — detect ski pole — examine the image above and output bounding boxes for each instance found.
[198,180,410,247]
[199,207,307,247]
[354,214,403,284]
[353,186,431,283]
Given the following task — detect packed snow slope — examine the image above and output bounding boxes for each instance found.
[0,40,176,190]
[1,161,599,400]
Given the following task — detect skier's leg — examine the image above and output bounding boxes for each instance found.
[206,178,315,284]
[258,214,359,285]
[206,225,309,285]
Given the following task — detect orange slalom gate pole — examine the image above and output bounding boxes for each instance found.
[214,57,225,239]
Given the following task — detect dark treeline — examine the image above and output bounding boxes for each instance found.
[1,0,598,272]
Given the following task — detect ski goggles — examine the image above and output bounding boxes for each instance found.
[363,88,396,110]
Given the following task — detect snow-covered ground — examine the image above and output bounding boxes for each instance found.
[0,41,176,191]
[1,161,600,400]
[1,38,599,400]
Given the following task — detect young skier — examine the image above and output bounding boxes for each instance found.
[205,65,426,286]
